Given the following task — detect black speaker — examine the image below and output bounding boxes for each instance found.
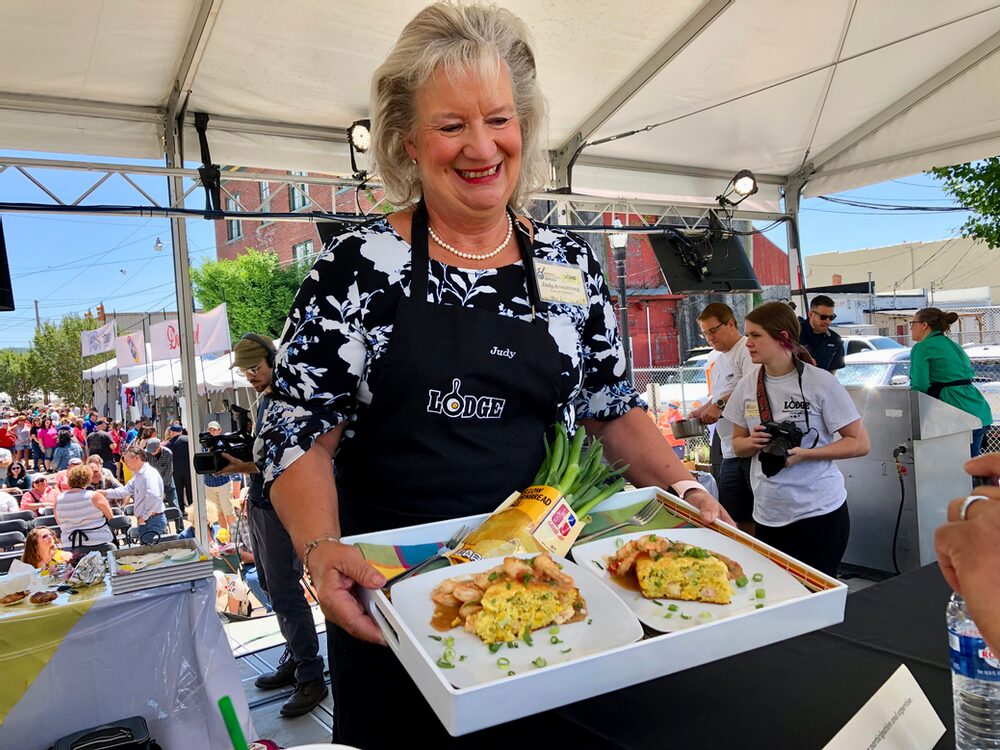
[648,214,762,294]
[0,218,13,311]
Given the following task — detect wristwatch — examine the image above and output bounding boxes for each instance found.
[714,398,726,409]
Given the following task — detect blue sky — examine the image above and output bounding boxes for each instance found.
[0,149,970,348]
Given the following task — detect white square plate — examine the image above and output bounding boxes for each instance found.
[571,529,811,633]
[389,553,643,688]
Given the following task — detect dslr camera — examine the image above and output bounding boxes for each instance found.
[193,404,254,474]
[758,420,804,477]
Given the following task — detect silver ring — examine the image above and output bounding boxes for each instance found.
[959,495,989,521]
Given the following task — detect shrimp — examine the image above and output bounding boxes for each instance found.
[474,565,505,590]
[532,553,573,588]
[459,602,482,619]
[606,536,671,576]
[431,579,462,607]
[452,584,482,603]
[503,556,533,581]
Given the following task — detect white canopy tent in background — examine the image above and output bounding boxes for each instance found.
[3,0,1000,544]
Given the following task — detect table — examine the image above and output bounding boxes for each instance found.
[0,577,252,749]
[555,564,954,748]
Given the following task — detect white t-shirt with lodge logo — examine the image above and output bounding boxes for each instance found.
[723,362,860,527]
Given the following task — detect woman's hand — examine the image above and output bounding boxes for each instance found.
[784,446,810,468]
[308,541,387,645]
[746,424,771,451]
[685,488,734,525]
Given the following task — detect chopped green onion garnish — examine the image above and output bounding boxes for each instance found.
[680,614,692,620]
[548,626,560,635]
[523,628,534,646]
[532,657,547,668]
[428,635,442,641]
[648,534,657,541]
[550,636,563,644]
[443,648,455,661]
[507,670,516,676]
[651,599,663,606]
[735,576,749,588]
[755,603,765,609]
[752,573,764,583]
[444,636,455,648]
[488,572,498,581]
[667,604,679,612]
[664,613,673,619]
[488,643,503,653]
[616,538,625,549]
[436,658,454,668]
[506,641,517,649]
[700,612,712,620]
[560,648,572,654]
[755,588,766,599]
[459,655,466,661]
[496,657,510,668]
[587,619,593,625]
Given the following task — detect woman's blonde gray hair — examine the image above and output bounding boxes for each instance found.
[370,2,548,210]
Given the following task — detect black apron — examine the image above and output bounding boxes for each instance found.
[334,203,563,536]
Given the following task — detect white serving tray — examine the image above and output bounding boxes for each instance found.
[348,487,847,737]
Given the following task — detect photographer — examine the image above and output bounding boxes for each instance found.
[215,334,327,718]
[723,302,870,576]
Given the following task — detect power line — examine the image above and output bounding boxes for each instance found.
[818,195,968,212]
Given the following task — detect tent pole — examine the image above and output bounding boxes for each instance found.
[165,131,208,550]
[783,177,808,312]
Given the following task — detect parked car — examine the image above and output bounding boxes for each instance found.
[837,348,1000,423]
[644,352,713,415]
[841,335,906,356]
[836,349,912,388]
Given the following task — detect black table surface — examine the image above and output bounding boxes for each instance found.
[556,563,954,749]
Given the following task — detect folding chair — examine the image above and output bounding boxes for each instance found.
[0,510,34,523]
[0,531,25,551]
[164,506,183,534]
[0,519,30,536]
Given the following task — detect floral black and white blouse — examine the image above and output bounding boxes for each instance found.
[256,216,643,492]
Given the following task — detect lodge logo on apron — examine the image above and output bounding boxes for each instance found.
[426,378,506,419]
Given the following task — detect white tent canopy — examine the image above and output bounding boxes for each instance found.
[84,352,251,396]
[3,0,1000,201]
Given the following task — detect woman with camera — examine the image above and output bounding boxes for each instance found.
[723,302,870,576]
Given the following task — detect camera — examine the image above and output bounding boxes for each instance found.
[758,420,804,477]
[193,404,254,475]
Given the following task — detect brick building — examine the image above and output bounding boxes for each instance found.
[214,169,379,264]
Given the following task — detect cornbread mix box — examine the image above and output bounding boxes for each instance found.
[446,484,582,564]
[348,487,847,737]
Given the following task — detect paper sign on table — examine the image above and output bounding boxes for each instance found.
[822,665,945,750]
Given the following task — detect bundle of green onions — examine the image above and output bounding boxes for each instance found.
[531,423,628,520]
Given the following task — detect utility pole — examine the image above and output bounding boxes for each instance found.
[33,299,41,332]
[867,272,874,325]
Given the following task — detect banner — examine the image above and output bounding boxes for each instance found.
[81,322,115,357]
[193,303,232,356]
[115,330,146,366]
[148,304,232,360]
[149,319,181,361]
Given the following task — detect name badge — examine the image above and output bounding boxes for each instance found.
[535,261,587,306]
[744,400,760,419]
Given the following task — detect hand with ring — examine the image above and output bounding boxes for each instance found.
[935,453,1000,653]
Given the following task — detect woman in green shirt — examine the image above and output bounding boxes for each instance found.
[909,307,993,456]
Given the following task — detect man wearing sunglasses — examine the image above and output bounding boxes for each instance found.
[799,295,845,373]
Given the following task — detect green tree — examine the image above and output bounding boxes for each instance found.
[930,158,1000,248]
[31,315,113,403]
[0,350,33,409]
[190,248,310,341]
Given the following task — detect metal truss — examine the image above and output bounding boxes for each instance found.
[0,155,789,233]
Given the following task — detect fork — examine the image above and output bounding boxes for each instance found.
[383,524,471,589]
[574,498,663,545]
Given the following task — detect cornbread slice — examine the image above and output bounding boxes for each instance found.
[635,553,732,604]
[466,580,580,644]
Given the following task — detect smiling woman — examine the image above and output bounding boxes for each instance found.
[258,4,724,745]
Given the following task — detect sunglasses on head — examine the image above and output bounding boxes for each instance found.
[812,312,837,321]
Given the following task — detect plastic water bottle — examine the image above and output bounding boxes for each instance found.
[948,592,1000,748]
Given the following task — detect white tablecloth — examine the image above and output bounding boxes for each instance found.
[0,578,252,749]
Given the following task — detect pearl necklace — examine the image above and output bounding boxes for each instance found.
[428,213,513,261]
